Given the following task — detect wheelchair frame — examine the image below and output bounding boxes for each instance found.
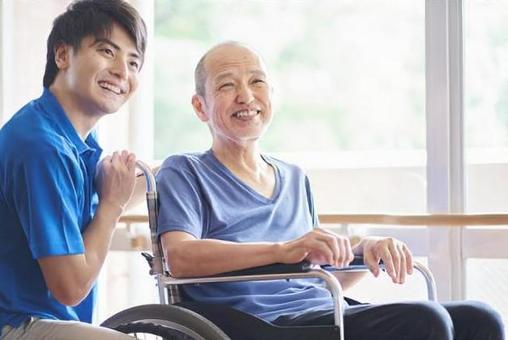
[103,161,438,340]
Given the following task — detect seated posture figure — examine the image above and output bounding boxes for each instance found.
[156,41,504,340]
[0,1,146,339]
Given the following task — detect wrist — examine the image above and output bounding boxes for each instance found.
[97,200,124,222]
[272,242,285,263]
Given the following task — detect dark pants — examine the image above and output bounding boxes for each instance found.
[274,300,504,340]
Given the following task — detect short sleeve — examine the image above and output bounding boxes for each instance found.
[156,162,204,239]
[12,144,84,258]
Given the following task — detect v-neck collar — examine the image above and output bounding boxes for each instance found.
[205,149,281,203]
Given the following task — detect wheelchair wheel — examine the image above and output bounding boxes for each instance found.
[101,304,230,340]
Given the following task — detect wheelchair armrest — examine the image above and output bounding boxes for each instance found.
[321,257,437,301]
[214,261,312,277]
[321,256,373,272]
[214,256,366,278]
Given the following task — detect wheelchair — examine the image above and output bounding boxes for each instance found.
[101,161,438,340]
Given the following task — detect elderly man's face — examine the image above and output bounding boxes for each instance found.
[193,45,272,147]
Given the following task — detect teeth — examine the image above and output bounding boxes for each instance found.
[99,81,123,95]
[234,110,260,118]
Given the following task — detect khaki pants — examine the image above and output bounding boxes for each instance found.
[1,317,135,340]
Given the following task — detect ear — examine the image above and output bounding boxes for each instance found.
[54,43,71,70]
[192,94,209,122]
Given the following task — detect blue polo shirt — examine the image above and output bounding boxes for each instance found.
[157,151,335,322]
[0,88,102,331]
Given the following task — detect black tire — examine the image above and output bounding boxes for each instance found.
[101,304,230,340]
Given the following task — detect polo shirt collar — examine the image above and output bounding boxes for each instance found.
[40,88,102,156]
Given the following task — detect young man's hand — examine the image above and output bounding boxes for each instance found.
[95,150,137,213]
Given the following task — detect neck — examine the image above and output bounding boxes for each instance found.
[211,140,275,199]
[49,84,99,140]
[212,141,266,175]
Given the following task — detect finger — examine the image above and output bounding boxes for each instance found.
[309,232,338,266]
[126,153,137,171]
[121,150,129,160]
[101,155,112,164]
[403,245,414,275]
[328,236,341,267]
[398,244,407,284]
[363,246,380,277]
[111,151,120,165]
[316,229,351,267]
[298,250,310,263]
[380,247,396,282]
[344,237,354,265]
[338,237,349,267]
[324,235,347,267]
[387,240,401,283]
[323,238,337,266]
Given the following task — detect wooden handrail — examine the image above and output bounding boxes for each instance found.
[319,214,508,226]
[119,213,508,226]
[119,215,150,224]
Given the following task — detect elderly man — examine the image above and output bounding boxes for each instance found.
[156,41,504,339]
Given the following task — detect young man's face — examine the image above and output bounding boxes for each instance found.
[193,45,273,147]
[55,23,141,116]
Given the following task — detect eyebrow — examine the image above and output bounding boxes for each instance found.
[214,70,267,83]
[93,37,140,60]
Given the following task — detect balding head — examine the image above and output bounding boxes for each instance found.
[190,41,273,146]
[194,41,266,97]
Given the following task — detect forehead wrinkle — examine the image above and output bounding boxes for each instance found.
[213,72,234,84]
[213,68,267,84]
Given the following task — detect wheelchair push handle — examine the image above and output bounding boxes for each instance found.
[134,161,166,277]
[136,160,157,193]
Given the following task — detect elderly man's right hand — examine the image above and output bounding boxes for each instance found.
[278,228,355,268]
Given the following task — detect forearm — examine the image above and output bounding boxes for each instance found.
[165,237,282,278]
[38,201,123,306]
[79,202,123,289]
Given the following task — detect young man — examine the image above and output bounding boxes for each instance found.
[0,1,146,339]
[156,41,504,339]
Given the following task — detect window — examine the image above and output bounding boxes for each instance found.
[464,0,508,213]
[464,0,508,325]
[154,0,426,214]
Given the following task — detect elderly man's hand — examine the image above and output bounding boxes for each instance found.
[356,236,413,284]
[278,228,355,268]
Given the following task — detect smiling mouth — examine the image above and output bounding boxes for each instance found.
[232,109,261,119]
[98,81,126,95]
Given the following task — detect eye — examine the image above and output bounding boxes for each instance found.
[99,47,114,57]
[218,83,234,90]
[129,61,140,72]
[252,79,266,86]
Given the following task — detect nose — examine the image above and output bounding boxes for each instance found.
[110,55,129,80]
[236,83,254,104]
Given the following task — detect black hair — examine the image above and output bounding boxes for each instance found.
[43,0,147,87]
